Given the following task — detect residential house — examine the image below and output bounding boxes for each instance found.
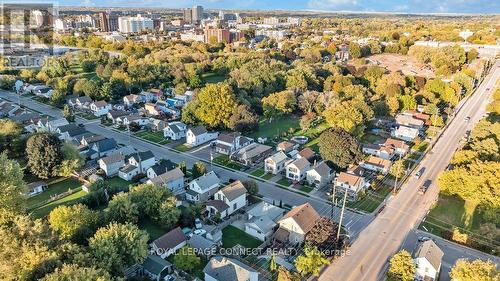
[392,126,419,142]
[185,126,218,147]
[383,138,410,156]
[0,101,20,117]
[163,121,187,140]
[139,90,157,103]
[147,167,185,194]
[37,117,69,132]
[85,138,118,159]
[264,151,289,175]
[362,143,395,160]
[166,97,184,108]
[80,134,106,147]
[150,119,167,132]
[334,171,370,201]
[150,227,187,259]
[306,162,333,188]
[90,100,112,117]
[146,160,177,179]
[10,112,40,124]
[203,256,259,281]
[33,85,53,98]
[118,151,156,181]
[144,103,161,116]
[122,115,150,127]
[360,156,392,174]
[188,234,218,258]
[98,152,125,176]
[414,240,444,281]
[141,255,172,281]
[244,202,284,241]
[285,157,311,182]
[56,124,87,141]
[275,203,320,244]
[395,114,424,129]
[277,141,299,154]
[123,94,142,107]
[26,181,47,197]
[297,148,316,162]
[206,181,247,219]
[231,143,273,166]
[68,96,93,109]
[107,110,129,124]
[214,132,253,155]
[186,171,221,203]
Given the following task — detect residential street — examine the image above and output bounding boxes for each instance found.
[319,60,500,281]
[0,89,371,236]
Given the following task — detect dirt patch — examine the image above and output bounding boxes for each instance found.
[364,53,435,78]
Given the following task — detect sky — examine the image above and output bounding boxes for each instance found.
[6,0,500,14]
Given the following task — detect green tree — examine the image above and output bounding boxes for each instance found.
[26,133,63,179]
[41,264,112,281]
[58,143,84,177]
[450,259,499,281]
[129,184,171,219]
[63,105,74,122]
[318,128,362,169]
[294,243,329,277]
[390,159,406,179]
[191,162,206,179]
[262,90,297,118]
[228,104,259,132]
[349,42,362,58]
[0,153,26,221]
[172,246,201,273]
[0,119,23,156]
[270,254,277,272]
[82,80,101,100]
[89,222,148,275]
[194,83,238,128]
[48,204,98,241]
[242,180,259,196]
[388,250,416,281]
[155,197,181,230]
[105,192,139,224]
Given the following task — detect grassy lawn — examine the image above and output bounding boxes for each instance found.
[76,112,99,120]
[202,71,227,84]
[348,184,392,213]
[298,185,314,193]
[138,218,167,241]
[135,131,170,145]
[105,177,131,190]
[249,116,300,140]
[30,189,87,218]
[276,177,290,187]
[250,168,265,177]
[360,133,385,144]
[27,178,82,208]
[305,137,320,153]
[222,225,262,249]
[295,121,330,138]
[261,173,274,180]
[412,141,429,153]
[213,155,242,170]
[173,144,192,152]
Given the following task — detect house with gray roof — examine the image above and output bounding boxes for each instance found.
[414,240,443,281]
[147,167,185,194]
[264,151,290,175]
[186,171,221,203]
[185,126,218,147]
[107,110,129,123]
[118,151,156,181]
[86,138,118,159]
[306,161,333,188]
[150,227,187,259]
[207,181,247,219]
[244,202,284,241]
[231,142,273,167]
[203,256,259,281]
[285,157,311,182]
[188,234,217,258]
[146,160,177,179]
[141,255,172,281]
[214,132,253,155]
[163,121,187,140]
[56,124,87,141]
[98,152,125,176]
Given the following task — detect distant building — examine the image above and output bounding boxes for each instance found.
[118,15,154,33]
[204,27,243,44]
[183,5,204,24]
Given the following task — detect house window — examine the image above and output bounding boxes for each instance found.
[233,203,237,210]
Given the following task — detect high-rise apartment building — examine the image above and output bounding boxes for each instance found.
[118,14,154,33]
[183,5,204,25]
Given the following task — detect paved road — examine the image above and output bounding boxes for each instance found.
[319,60,500,281]
[401,229,500,281]
[0,89,371,236]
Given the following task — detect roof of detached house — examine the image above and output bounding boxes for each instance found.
[218,180,247,201]
[415,240,444,270]
[203,256,258,281]
[279,203,320,233]
[151,227,187,251]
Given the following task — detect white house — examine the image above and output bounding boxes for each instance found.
[118,151,156,181]
[383,138,410,156]
[150,227,187,259]
[203,256,258,281]
[264,151,289,175]
[244,202,284,241]
[206,181,247,219]
[163,121,187,140]
[33,85,53,98]
[306,162,333,188]
[121,115,150,127]
[186,171,221,203]
[147,167,185,194]
[414,240,444,281]
[68,96,93,109]
[334,171,370,201]
[275,203,320,244]
[98,152,125,176]
[123,94,142,107]
[37,117,69,132]
[392,126,419,142]
[55,124,87,141]
[185,126,218,147]
[107,110,129,124]
[362,144,395,160]
[90,100,112,117]
[214,132,253,155]
[396,113,424,129]
[360,156,392,174]
[26,181,47,197]
[285,157,311,182]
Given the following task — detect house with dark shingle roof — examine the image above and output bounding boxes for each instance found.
[207,181,247,219]
[86,138,118,159]
[214,132,253,155]
[147,167,185,194]
[146,160,177,179]
[306,161,333,188]
[141,255,172,281]
[163,121,187,140]
[107,110,129,123]
[150,227,187,259]
[275,203,320,244]
[203,256,259,281]
[118,150,156,181]
[185,126,218,147]
[56,124,87,141]
[186,171,221,203]
[98,152,125,176]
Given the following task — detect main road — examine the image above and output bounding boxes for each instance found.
[319,60,500,281]
[0,88,371,236]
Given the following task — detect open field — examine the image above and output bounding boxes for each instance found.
[30,189,87,218]
[202,72,227,84]
[222,225,262,249]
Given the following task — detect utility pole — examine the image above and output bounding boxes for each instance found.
[330,183,336,220]
[336,188,348,241]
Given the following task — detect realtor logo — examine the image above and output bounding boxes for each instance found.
[0,3,55,69]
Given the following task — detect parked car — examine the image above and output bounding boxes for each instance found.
[414,167,426,179]
[194,218,202,229]
[418,179,432,195]
[418,236,431,242]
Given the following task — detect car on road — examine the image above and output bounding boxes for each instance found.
[418,179,432,195]
[464,116,471,122]
[414,167,426,179]
[418,236,431,242]
[78,123,85,128]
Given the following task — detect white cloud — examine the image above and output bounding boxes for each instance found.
[307,0,359,10]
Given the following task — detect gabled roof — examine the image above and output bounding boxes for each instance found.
[149,160,176,175]
[190,171,220,191]
[247,201,284,222]
[92,100,108,108]
[219,181,247,201]
[188,234,216,252]
[151,227,187,251]
[99,152,124,165]
[288,157,310,170]
[217,132,240,144]
[298,147,316,160]
[206,200,229,212]
[149,167,184,186]
[92,138,117,152]
[337,172,364,188]
[107,110,129,119]
[415,240,444,270]
[279,203,320,233]
[142,255,171,276]
[383,138,409,151]
[363,156,391,170]
[309,162,331,177]
[203,256,258,281]
[57,124,87,137]
[189,126,207,136]
[130,150,155,162]
[267,151,288,164]
[277,141,296,152]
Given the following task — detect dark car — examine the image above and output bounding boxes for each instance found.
[419,179,432,195]
[414,167,426,179]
